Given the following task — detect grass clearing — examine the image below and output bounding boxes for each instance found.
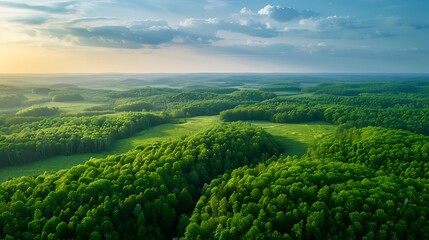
[0,116,336,182]
[0,99,106,114]
[249,121,336,156]
[36,101,106,114]
[111,116,221,153]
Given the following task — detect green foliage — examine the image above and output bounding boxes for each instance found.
[186,87,238,94]
[107,87,181,98]
[220,106,274,122]
[16,106,59,117]
[114,100,153,112]
[220,104,322,123]
[0,113,167,167]
[259,84,301,92]
[229,90,276,101]
[32,88,52,95]
[220,94,429,134]
[167,92,219,102]
[52,94,84,102]
[84,105,113,112]
[171,100,238,118]
[0,94,27,108]
[303,82,422,96]
[0,123,281,239]
[310,126,429,178]
[184,158,429,239]
[2,77,429,239]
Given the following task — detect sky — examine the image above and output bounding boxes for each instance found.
[0,0,428,73]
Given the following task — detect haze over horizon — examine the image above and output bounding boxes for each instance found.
[1,0,428,74]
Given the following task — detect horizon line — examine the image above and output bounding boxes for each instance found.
[1,72,429,75]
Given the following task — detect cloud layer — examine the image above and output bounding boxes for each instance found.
[0,0,428,72]
[0,1,412,48]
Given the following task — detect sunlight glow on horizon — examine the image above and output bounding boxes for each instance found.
[0,0,428,73]
[1,44,307,74]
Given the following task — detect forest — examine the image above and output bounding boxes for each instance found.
[1,74,429,239]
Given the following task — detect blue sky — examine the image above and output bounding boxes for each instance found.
[0,0,428,73]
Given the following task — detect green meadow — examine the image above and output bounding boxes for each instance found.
[249,120,336,156]
[0,116,335,182]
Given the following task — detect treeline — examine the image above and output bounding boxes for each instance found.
[303,82,424,96]
[170,100,239,118]
[51,93,84,102]
[0,123,281,239]
[185,87,238,94]
[227,90,276,101]
[16,106,59,117]
[0,113,167,167]
[107,87,181,99]
[293,94,429,108]
[32,88,52,95]
[260,84,301,92]
[0,94,27,108]
[220,96,429,135]
[113,100,153,112]
[143,89,276,117]
[90,87,276,117]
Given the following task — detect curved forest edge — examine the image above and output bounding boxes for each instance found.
[0,116,335,182]
[0,122,283,239]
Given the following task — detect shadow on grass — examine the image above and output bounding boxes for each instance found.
[274,135,308,156]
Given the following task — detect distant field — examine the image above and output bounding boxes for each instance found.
[0,116,336,182]
[35,101,106,114]
[248,120,336,156]
[0,98,106,114]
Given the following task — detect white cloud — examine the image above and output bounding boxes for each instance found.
[179,18,196,28]
[299,16,368,31]
[258,5,273,16]
[240,7,253,15]
[317,42,327,47]
[257,5,318,22]
[179,18,218,28]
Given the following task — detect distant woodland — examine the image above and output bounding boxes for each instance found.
[1,75,429,239]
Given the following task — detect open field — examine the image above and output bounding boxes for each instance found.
[0,116,336,182]
[34,101,107,114]
[0,98,106,114]
[248,120,336,156]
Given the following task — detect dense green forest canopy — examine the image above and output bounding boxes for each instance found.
[1,74,429,239]
[0,122,281,239]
